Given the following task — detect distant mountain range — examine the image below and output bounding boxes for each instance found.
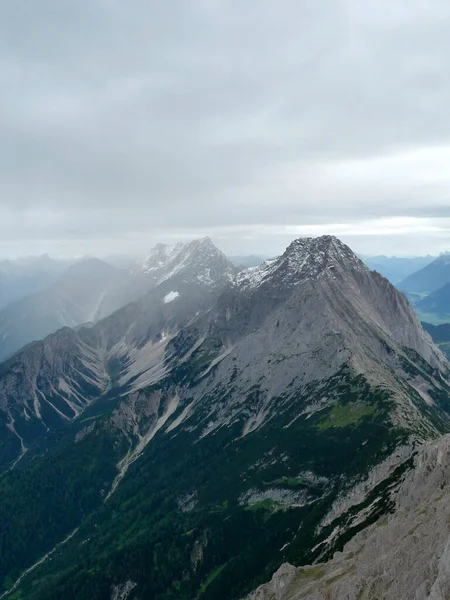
[415,283,450,323]
[0,258,124,363]
[1,236,450,599]
[360,254,435,285]
[0,254,74,309]
[393,254,450,323]
[0,239,237,363]
[422,322,450,360]
[398,253,450,294]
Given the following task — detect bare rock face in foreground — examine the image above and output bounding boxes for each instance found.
[246,434,450,600]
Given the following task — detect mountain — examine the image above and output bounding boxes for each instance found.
[101,254,138,270]
[0,239,233,362]
[414,283,450,323]
[130,237,236,289]
[0,239,237,460]
[398,253,450,294]
[0,255,74,309]
[94,237,237,319]
[0,258,124,362]
[0,236,450,600]
[360,254,435,285]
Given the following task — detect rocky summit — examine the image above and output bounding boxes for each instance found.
[1,236,450,600]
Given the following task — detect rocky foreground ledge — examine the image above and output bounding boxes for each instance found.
[245,434,450,600]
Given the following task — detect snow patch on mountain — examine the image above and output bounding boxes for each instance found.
[132,242,184,275]
[163,291,180,304]
[237,259,278,289]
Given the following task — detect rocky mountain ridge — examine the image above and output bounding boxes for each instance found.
[0,238,235,364]
[92,236,237,320]
[237,235,367,291]
[132,237,236,285]
[0,239,237,468]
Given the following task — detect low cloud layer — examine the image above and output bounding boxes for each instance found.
[2,0,450,257]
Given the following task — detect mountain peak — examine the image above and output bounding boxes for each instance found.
[238,235,367,290]
[59,257,118,281]
[284,234,356,261]
[284,235,366,277]
[184,236,221,257]
[132,237,236,287]
[192,235,213,246]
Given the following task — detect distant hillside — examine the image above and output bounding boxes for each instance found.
[414,283,450,323]
[0,258,125,362]
[0,255,74,309]
[398,254,450,294]
[360,255,435,285]
[422,321,450,359]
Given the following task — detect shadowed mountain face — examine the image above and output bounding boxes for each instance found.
[415,283,450,323]
[422,321,450,360]
[0,240,238,464]
[0,255,74,309]
[0,258,124,363]
[0,236,450,600]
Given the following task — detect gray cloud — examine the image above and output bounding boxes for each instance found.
[2,0,450,257]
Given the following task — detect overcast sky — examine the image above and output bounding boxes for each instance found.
[2,0,450,258]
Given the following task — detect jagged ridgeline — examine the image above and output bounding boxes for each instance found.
[0,236,449,600]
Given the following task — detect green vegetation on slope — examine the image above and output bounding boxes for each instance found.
[0,366,413,600]
[316,402,375,430]
[0,419,127,593]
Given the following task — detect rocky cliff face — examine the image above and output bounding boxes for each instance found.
[0,239,236,366]
[95,236,237,319]
[131,236,236,286]
[0,239,237,471]
[163,235,449,443]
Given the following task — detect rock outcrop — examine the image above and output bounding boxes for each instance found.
[247,434,450,600]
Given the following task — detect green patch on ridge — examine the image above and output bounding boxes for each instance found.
[316,402,376,430]
[198,563,229,596]
[299,565,326,579]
